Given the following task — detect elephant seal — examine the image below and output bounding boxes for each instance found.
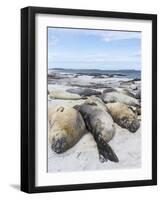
[49,90,82,100]
[106,102,140,133]
[103,88,117,93]
[48,106,87,153]
[75,103,119,163]
[102,91,140,106]
[66,88,101,96]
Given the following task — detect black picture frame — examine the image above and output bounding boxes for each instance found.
[21,6,157,193]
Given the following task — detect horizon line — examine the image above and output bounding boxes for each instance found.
[48,67,141,71]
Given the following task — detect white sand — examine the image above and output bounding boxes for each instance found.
[48,125,141,172]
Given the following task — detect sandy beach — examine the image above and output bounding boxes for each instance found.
[47,69,141,173]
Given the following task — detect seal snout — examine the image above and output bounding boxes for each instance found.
[129,120,140,133]
[51,137,67,153]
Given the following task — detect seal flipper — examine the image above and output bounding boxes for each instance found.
[96,136,119,163]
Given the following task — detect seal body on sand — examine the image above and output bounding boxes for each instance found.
[103,88,117,93]
[66,88,101,96]
[48,106,86,153]
[102,91,140,106]
[106,102,140,133]
[49,90,82,100]
[75,103,119,163]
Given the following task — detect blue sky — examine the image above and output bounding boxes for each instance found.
[48,27,141,70]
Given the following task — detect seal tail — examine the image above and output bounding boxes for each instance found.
[96,136,119,163]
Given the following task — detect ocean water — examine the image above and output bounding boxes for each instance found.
[48,68,141,80]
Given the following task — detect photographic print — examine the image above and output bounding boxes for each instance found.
[47,27,142,173]
[21,7,157,193]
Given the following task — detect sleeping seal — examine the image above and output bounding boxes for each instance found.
[48,106,86,153]
[66,88,101,96]
[49,90,82,100]
[102,91,140,106]
[106,102,140,133]
[75,103,119,163]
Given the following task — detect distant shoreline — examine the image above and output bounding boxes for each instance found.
[48,68,141,79]
[49,68,141,72]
